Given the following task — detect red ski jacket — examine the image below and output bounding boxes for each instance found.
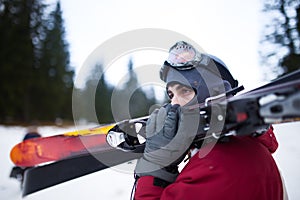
[134,127,283,200]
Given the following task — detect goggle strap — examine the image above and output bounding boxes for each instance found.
[160,63,171,82]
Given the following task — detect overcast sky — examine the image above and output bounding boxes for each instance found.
[46,0,267,90]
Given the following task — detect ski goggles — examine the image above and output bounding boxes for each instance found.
[160,41,210,82]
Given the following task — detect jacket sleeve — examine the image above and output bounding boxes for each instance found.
[134,176,164,200]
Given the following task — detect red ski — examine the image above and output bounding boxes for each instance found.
[10,117,148,167]
[10,123,117,167]
[10,133,111,167]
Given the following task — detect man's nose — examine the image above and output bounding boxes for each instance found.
[171,95,180,105]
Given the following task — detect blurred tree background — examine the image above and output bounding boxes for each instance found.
[260,0,300,79]
[0,0,161,125]
[78,58,159,124]
[0,0,73,124]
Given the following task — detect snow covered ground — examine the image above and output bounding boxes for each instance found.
[0,122,299,200]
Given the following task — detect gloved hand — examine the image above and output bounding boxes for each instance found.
[135,100,200,184]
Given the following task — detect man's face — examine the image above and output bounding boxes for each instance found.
[167,83,195,106]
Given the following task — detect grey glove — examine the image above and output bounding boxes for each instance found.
[135,99,200,183]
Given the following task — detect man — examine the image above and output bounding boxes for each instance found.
[133,41,284,199]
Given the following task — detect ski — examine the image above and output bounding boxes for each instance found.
[22,148,141,196]
[11,134,109,167]
[16,69,300,196]
[10,116,148,167]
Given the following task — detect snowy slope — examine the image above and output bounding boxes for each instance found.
[272,122,300,200]
[0,122,299,200]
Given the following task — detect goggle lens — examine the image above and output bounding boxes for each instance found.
[160,41,206,82]
[166,41,203,68]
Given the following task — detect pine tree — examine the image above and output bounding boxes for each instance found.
[111,58,159,121]
[0,0,46,122]
[126,58,152,118]
[37,1,74,121]
[95,65,113,123]
[77,63,113,123]
[0,0,74,123]
[260,0,300,79]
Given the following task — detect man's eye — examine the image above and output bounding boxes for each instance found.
[182,88,192,94]
[167,92,174,99]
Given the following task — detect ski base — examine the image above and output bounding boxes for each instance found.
[22,148,141,196]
